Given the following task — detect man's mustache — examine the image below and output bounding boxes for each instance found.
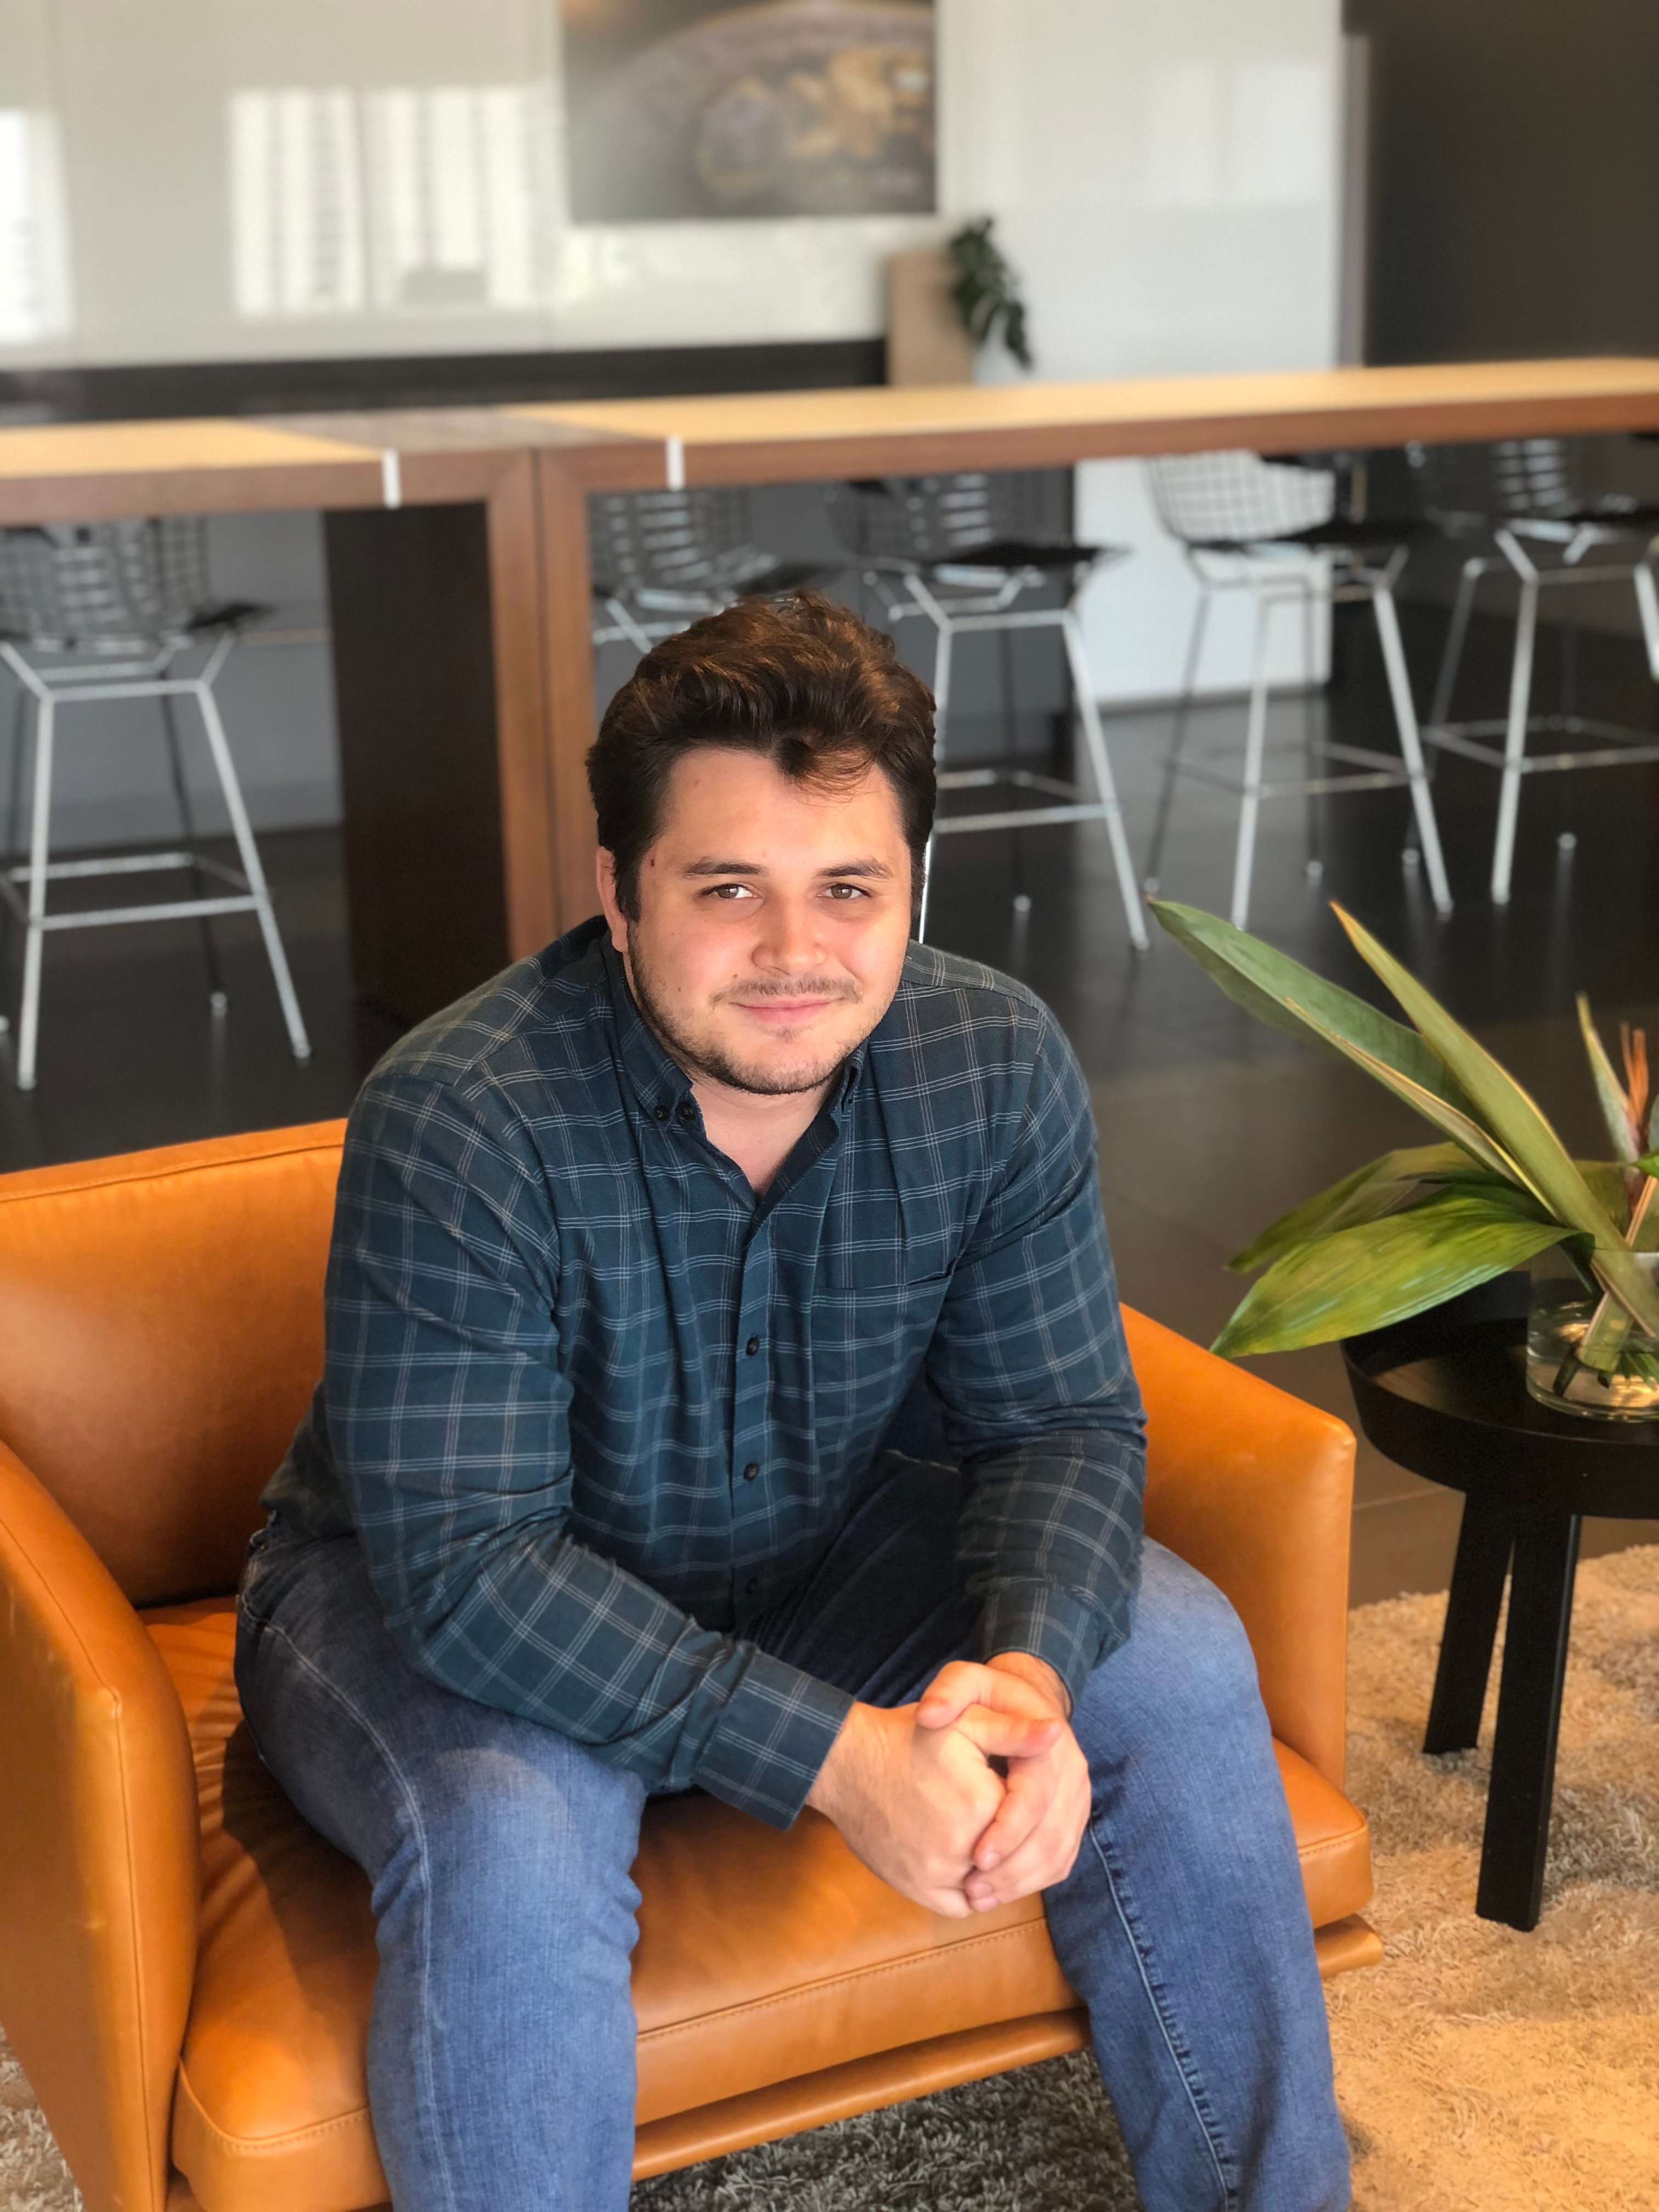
[716,979,861,1003]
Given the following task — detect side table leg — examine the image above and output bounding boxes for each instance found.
[1423,1491,1513,1753]
[1475,1509,1582,1931]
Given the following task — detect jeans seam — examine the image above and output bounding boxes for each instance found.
[1084,1810,1238,2211]
[250,1613,466,2212]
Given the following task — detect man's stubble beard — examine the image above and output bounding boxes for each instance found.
[624,930,868,1098]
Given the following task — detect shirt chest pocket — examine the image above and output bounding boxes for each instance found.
[812,1235,956,1340]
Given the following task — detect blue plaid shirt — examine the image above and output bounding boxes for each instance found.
[264,919,1145,1829]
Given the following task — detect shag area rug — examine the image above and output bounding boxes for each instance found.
[4,1548,1656,2211]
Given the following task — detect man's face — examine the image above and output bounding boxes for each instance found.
[598,748,914,1098]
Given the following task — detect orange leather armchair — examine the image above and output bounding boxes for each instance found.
[0,1122,1380,2212]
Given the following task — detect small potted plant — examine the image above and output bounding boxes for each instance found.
[946,216,1032,371]
[1150,900,1659,1419]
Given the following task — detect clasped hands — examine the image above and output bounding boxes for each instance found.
[805,1652,1091,1918]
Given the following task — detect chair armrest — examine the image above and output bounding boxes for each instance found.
[0,1439,199,2212]
[1123,1309,1355,1791]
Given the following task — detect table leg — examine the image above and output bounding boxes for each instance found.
[326,503,512,1023]
[1423,1489,1513,1753]
[1475,1508,1581,1931]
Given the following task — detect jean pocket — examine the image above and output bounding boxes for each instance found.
[236,1522,293,1627]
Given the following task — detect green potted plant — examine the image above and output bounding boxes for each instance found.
[946,216,1032,371]
[1149,899,1659,1419]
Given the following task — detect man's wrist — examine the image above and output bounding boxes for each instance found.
[986,1649,1071,1719]
[805,1699,868,1820]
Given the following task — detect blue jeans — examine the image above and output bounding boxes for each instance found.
[235,1459,1350,2212]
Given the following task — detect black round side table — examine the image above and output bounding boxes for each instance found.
[1341,1273,1659,1932]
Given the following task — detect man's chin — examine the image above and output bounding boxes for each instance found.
[702,1048,848,1098]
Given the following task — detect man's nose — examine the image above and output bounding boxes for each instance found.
[755,896,825,970]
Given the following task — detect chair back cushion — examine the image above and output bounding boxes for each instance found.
[0,1123,344,1607]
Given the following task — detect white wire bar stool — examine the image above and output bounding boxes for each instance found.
[0,518,311,1091]
[1142,451,1452,932]
[822,471,1147,949]
[589,487,826,652]
[1407,437,1659,905]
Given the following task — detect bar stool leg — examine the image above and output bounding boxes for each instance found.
[0,686,24,1030]
[1372,580,1453,915]
[1059,607,1148,950]
[17,690,54,1092]
[159,691,229,1015]
[1141,584,1211,896]
[1491,575,1539,906]
[1230,586,1276,930]
[191,676,311,1064]
[916,624,952,945]
[1632,555,1659,683]
[1476,1506,1581,1931]
[916,827,938,944]
[1430,555,1492,730]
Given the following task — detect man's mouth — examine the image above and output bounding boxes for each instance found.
[729,995,845,1023]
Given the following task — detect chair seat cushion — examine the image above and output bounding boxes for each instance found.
[149,1598,1373,2212]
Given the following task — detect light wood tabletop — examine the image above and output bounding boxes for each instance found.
[518,358,1659,484]
[0,417,382,478]
[7,357,1659,965]
[0,416,397,525]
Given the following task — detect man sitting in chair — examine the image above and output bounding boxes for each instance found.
[238,593,1348,2212]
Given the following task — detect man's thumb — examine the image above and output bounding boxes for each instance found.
[956,1705,1062,1761]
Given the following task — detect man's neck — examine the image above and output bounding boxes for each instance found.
[691,1072,834,1195]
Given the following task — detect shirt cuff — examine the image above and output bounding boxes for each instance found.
[693,1645,857,1831]
[974,1579,1121,1717]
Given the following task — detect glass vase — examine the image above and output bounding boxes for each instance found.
[1525,1245,1659,1421]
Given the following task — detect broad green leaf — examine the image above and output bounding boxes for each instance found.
[1639,1150,1659,1180]
[1148,900,1481,1116]
[1330,906,1659,1336]
[1577,1159,1634,1228]
[1228,1142,1511,1274]
[1213,1192,1570,1357]
[1283,1004,1534,1194]
[1576,995,1639,1161]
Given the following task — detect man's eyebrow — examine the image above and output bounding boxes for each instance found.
[678,856,896,879]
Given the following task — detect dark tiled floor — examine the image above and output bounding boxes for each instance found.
[3,604,1657,1604]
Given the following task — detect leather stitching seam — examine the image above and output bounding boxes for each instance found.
[0,1128,342,1210]
[174,2063,371,2157]
[637,1920,1053,2045]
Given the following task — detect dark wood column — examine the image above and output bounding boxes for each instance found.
[325,500,512,1025]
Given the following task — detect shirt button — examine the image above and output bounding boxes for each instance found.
[676,1100,696,1124]
[652,1103,669,1122]
[745,1336,760,1357]
[743,1461,760,1481]
[744,1575,760,1596]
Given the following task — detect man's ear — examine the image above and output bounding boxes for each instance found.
[595,848,629,955]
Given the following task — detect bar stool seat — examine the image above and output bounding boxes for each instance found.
[823,472,1147,949]
[1142,451,1453,930]
[0,518,311,1091]
[1408,437,1659,904]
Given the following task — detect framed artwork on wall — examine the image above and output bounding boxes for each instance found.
[558,0,936,223]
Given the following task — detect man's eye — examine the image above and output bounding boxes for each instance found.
[825,883,869,901]
[706,883,756,901]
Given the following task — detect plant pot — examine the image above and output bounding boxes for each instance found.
[1525,1245,1659,1421]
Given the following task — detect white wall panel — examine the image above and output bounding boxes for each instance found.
[941,0,1343,698]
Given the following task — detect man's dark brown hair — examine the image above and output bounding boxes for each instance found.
[586,591,936,919]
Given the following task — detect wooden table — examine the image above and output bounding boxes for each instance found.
[8,360,1659,1020]
[0,409,648,1018]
